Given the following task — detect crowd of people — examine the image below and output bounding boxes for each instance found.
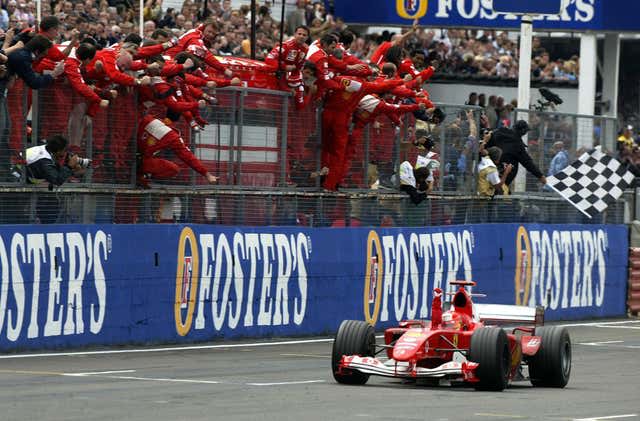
[0,0,589,204]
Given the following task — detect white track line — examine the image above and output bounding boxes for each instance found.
[559,321,640,328]
[103,375,221,385]
[246,380,325,386]
[573,414,638,421]
[0,320,638,360]
[0,338,334,360]
[64,370,137,376]
[578,341,625,346]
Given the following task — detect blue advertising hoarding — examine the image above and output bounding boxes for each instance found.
[492,0,562,16]
[0,223,629,351]
[331,0,640,32]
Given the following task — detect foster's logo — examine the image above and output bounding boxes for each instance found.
[396,0,428,19]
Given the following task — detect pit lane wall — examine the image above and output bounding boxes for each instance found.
[0,223,628,351]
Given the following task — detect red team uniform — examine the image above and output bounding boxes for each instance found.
[265,38,308,109]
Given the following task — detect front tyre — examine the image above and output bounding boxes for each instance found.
[468,327,510,391]
[331,320,375,385]
[529,326,571,388]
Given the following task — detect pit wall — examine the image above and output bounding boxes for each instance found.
[0,223,628,352]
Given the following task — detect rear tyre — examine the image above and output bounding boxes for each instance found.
[331,320,375,385]
[468,327,510,391]
[529,326,571,388]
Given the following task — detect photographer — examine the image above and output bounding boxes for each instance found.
[25,135,88,187]
[399,160,432,205]
[25,135,89,224]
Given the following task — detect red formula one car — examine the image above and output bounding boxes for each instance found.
[332,281,571,391]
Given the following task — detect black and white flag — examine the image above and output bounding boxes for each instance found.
[547,148,635,218]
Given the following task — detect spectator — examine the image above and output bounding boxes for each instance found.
[5,34,63,89]
[547,141,569,177]
[478,93,486,108]
[143,0,162,22]
[485,95,498,128]
[0,6,8,31]
[618,125,634,149]
[286,0,306,38]
[466,92,477,106]
[477,145,511,197]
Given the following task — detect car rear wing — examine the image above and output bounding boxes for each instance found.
[474,304,544,326]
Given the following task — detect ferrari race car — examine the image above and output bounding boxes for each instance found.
[332,281,571,391]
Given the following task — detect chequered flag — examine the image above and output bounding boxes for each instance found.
[547,148,635,218]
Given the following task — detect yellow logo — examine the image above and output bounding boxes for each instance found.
[364,230,383,325]
[396,0,428,20]
[514,226,532,306]
[452,334,458,347]
[175,227,200,336]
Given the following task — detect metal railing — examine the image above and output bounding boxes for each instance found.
[0,82,632,225]
[0,185,629,226]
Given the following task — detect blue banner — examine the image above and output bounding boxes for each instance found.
[492,0,562,15]
[331,0,640,32]
[0,223,628,351]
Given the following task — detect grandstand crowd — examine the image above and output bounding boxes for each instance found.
[0,0,592,194]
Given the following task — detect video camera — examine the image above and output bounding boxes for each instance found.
[533,88,563,112]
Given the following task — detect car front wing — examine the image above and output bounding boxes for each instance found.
[340,355,479,382]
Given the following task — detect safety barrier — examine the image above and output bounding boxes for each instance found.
[628,248,640,316]
[0,186,629,225]
[0,223,628,352]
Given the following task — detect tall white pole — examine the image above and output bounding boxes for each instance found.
[139,0,144,38]
[577,33,597,150]
[514,14,533,193]
[36,0,41,23]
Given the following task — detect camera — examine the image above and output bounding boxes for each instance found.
[533,88,563,112]
[68,152,92,169]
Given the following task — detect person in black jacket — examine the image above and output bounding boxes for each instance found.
[25,135,88,223]
[6,34,63,89]
[26,134,86,187]
[484,120,547,190]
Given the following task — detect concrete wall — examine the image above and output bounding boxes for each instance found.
[427,82,579,114]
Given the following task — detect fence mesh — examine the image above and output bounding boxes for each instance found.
[0,187,629,226]
[0,83,633,225]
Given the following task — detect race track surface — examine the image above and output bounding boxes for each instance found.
[0,319,639,421]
